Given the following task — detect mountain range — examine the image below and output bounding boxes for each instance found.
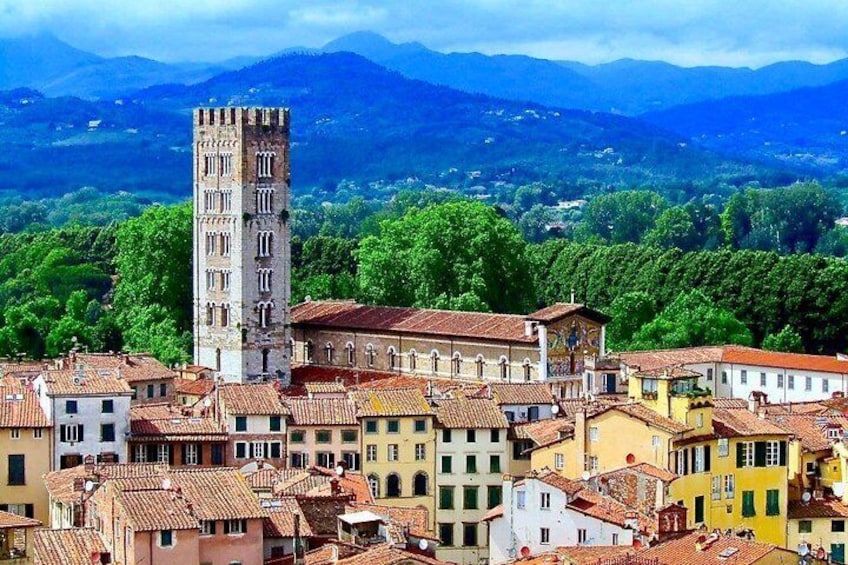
[0,31,846,201]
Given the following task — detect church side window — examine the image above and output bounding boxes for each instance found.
[256,152,274,178]
[258,232,273,257]
[220,304,230,327]
[256,189,274,214]
[206,270,216,291]
[221,191,232,212]
[258,269,272,293]
[206,232,217,255]
[204,153,218,176]
[220,153,233,177]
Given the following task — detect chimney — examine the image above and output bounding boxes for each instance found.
[330,477,341,495]
[122,354,131,366]
[73,477,86,492]
[747,391,766,413]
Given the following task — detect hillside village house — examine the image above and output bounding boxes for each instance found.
[620,345,848,402]
[128,403,228,467]
[291,300,612,399]
[57,352,177,405]
[217,383,289,470]
[34,368,133,469]
[0,376,52,525]
[283,396,361,470]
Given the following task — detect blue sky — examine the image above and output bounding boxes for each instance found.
[1,0,847,67]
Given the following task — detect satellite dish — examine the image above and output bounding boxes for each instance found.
[418,538,428,551]
[798,543,810,556]
[551,404,560,415]
[84,480,94,492]
[335,465,345,477]
[801,492,812,505]
[834,482,845,497]
[203,397,212,408]
[161,478,172,491]
[581,471,591,481]
[520,547,531,558]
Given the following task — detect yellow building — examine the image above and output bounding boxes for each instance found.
[0,376,52,525]
[787,498,847,563]
[352,389,436,528]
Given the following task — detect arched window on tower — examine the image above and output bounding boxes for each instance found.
[287,338,294,362]
[523,358,533,382]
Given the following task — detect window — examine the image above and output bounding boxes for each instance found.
[652,435,661,450]
[201,521,216,536]
[696,413,704,428]
[257,269,273,293]
[147,384,154,398]
[235,416,247,432]
[711,475,721,500]
[766,440,780,467]
[365,420,378,434]
[589,456,599,472]
[724,474,735,499]
[158,444,171,463]
[760,372,767,386]
[578,529,587,544]
[225,519,247,535]
[823,379,830,393]
[463,486,478,509]
[185,444,199,466]
[499,358,508,380]
[290,430,304,443]
[463,523,478,547]
[366,444,377,462]
[476,356,484,379]
[415,443,426,461]
[269,416,281,432]
[315,430,331,444]
[304,341,315,364]
[777,374,784,388]
[524,361,532,382]
[612,533,619,546]
[290,452,309,468]
[766,489,780,516]
[33,429,43,439]
[10,428,19,440]
[742,490,755,517]
[413,473,428,496]
[540,527,550,545]
[740,370,747,385]
[453,354,462,375]
[516,490,526,509]
[466,455,477,473]
[694,495,705,523]
[833,520,846,533]
[439,486,455,509]
[798,520,812,534]
[101,423,115,442]
[488,485,502,509]
[256,152,274,178]
[257,231,273,257]
[160,530,173,547]
[102,400,114,413]
[541,492,551,509]
[211,444,224,465]
[342,430,357,443]
[721,371,728,385]
[805,376,812,392]
[317,452,335,468]
[387,420,400,434]
[490,454,501,473]
[66,400,78,414]
[466,429,476,442]
[365,344,375,367]
[491,429,500,443]
[7,455,25,485]
[693,445,707,473]
[718,438,729,457]
[61,423,83,443]
[414,419,427,433]
[342,451,360,471]
[251,441,265,459]
[442,429,452,443]
[441,456,452,473]
[739,441,755,468]
[589,426,599,442]
[256,189,274,214]
[368,474,380,498]
[387,444,399,461]
[409,351,417,371]
[555,453,564,470]
[439,523,454,546]
[346,343,355,366]
[788,375,795,390]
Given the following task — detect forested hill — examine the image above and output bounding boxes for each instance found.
[0,52,782,201]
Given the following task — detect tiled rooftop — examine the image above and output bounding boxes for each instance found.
[512,418,574,446]
[788,497,848,519]
[712,408,789,438]
[434,397,509,429]
[335,543,450,565]
[38,368,133,396]
[219,383,289,415]
[61,352,175,383]
[351,389,434,417]
[767,413,848,452]
[0,510,40,528]
[285,397,358,426]
[120,489,198,531]
[0,376,50,428]
[640,531,790,565]
[305,381,347,394]
[485,383,554,405]
[526,303,610,324]
[44,463,166,504]
[613,403,691,434]
[174,377,215,397]
[292,300,537,343]
[33,528,108,565]
[263,497,315,537]
[169,467,267,521]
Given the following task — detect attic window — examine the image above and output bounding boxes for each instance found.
[718,548,739,559]
[827,427,841,439]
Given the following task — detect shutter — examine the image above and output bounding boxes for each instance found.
[754,442,767,467]
[690,447,695,474]
[147,444,156,462]
[736,442,744,468]
[704,446,711,472]
[181,445,188,465]
[682,449,689,475]
[78,424,84,441]
[265,442,271,457]
[224,520,231,534]
[168,445,175,465]
[60,425,66,443]
[25,504,34,519]
[779,441,787,466]
[0,505,7,512]
[197,444,204,466]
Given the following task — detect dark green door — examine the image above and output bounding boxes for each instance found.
[694,495,705,524]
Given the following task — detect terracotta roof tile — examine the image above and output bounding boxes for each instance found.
[305,542,364,565]
[481,504,503,521]
[298,495,352,536]
[435,397,509,429]
[485,383,554,405]
[33,528,108,565]
[613,404,691,435]
[292,300,537,343]
[0,510,40,528]
[555,545,636,563]
[169,467,267,521]
[305,381,347,394]
[0,376,50,428]
[38,368,133,396]
[788,497,848,519]
[43,463,166,505]
[285,397,358,426]
[174,377,215,397]
[766,413,848,452]
[244,467,279,490]
[130,415,226,441]
[640,531,791,565]
[270,467,374,503]
[512,418,574,446]
[346,502,431,538]
[633,366,703,379]
[219,383,288,415]
[119,489,198,531]
[63,352,175,383]
[712,408,789,438]
[351,389,434,417]
[527,303,610,324]
[287,365,399,396]
[336,543,450,565]
[619,347,725,372]
[263,498,315,537]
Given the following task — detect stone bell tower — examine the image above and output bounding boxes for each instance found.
[192,107,291,383]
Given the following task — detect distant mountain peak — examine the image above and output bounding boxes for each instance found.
[322,30,429,62]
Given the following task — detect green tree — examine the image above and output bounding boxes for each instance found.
[357,201,533,313]
[605,292,656,350]
[643,206,699,250]
[762,325,804,353]
[577,190,667,244]
[626,290,753,350]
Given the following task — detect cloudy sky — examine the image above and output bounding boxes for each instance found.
[2,0,847,67]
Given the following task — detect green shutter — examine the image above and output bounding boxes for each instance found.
[742,491,756,517]
[766,489,780,516]
[754,442,767,467]
[704,446,711,472]
[736,442,744,468]
[779,441,787,466]
[439,487,454,509]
